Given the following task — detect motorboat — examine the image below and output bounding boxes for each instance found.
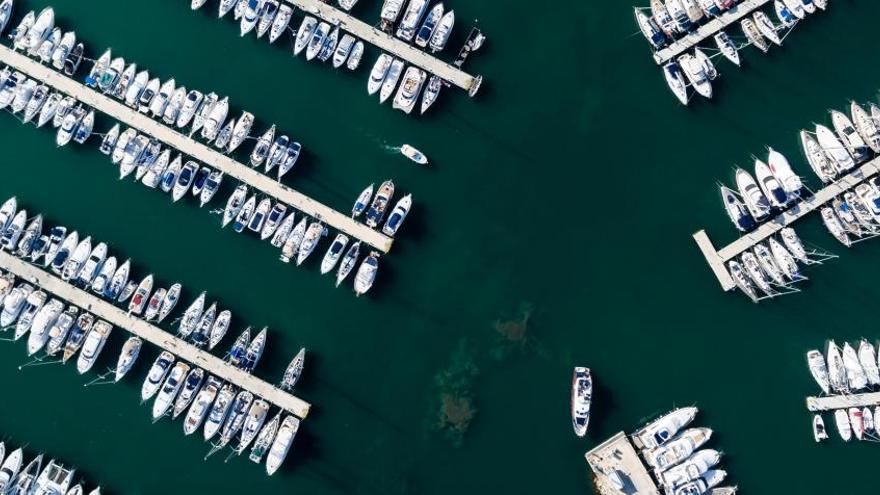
[265,135,289,172]
[858,339,880,387]
[643,427,712,471]
[835,408,852,441]
[228,111,254,153]
[204,383,236,441]
[844,191,877,232]
[317,27,340,63]
[172,161,198,202]
[379,59,404,104]
[227,328,251,367]
[0,447,23,493]
[16,215,43,258]
[248,198,272,233]
[25,7,54,54]
[208,309,231,350]
[200,170,224,207]
[162,86,187,125]
[111,128,135,165]
[12,454,43,495]
[662,62,688,105]
[266,415,300,475]
[76,319,112,374]
[279,219,303,262]
[277,142,301,180]
[1,283,34,328]
[61,312,93,363]
[851,101,880,153]
[62,43,84,76]
[11,12,35,52]
[76,242,107,287]
[392,67,427,114]
[800,130,836,183]
[766,148,803,196]
[56,105,85,147]
[159,155,183,193]
[571,367,592,437]
[415,3,443,47]
[233,195,257,233]
[261,203,288,240]
[256,0,279,38]
[741,18,768,53]
[10,78,36,115]
[191,166,211,197]
[320,234,349,274]
[659,449,720,489]
[420,75,442,114]
[61,236,91,282]
[191,92,218,135]
[201,97,229,141]
[26,298,63,356]
[115,336,142,382]
[45,305,78,357]
[213,119,235,150]
[149,78,175,117]
[0,71,22,110]
[99,124,120,155]
[396,0,430,41]
[677,53,712,99]
[335,241,360,287]
[141,150,171,189]
[820,207,851,247]
[293,16,317,56]
[380,0,405,26]
[365,180,395,228]
[36,92,61,128]
[826,340,848,393]
[176,90,203,128]
[236,399,270,453]
[51,96,75,128]
[142,351,175,402]
[816,123,855,173]
[153,361,190,420]
[98,57,125,94]
[753,11,781,46]
[768,238,799,280]
[124,70,149,108]
[865,407,876,436]
[183,375,222,435]
[223,185,248,228]
[333,34,356,69]
[680,0,705,23]
[240,0,262,36]
[850,407,865,441]
[775,0,797,26]
[269,5,293,43]
[178,292,206,338]
[753,243,785,285]
[192,302,217,348]
[241,327,267,372]
[250,125,275,167]
[806,349,830,394]
[280,348,306,390]
[754,158,787,207]
[353,252,379,296]
[635,8,667,49]
[249,412,281,463]
[833,197,862,235]
[368,54,393,96]
[735,168,771,222]
[305,22,329,61]
[296,222,325,265]
[382,194,412,236]
[842,342,869,391]
[0,209,27,253]
[813,414,827,442]
[22,85,49,124]
[143,287,167,321]
[112,63,137,100]
[270,212,296,248]
[172,367,205,419]
[127,274,154,315]
[632,407,698,449]
[352,184,374,217]
[218,390,254,446]
[782,0,806,18]
[157,282,182,323]
[218,0,238,17]
[831,110,870,163]
[854,183,880,222]
[428,10,454,52]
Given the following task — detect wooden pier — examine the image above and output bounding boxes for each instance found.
[693,158,880,291]
[807,392,880,412]
[585,432,660,495]
[652,0,772,65]
[0,44,394,254]
[276,0,481,94]
[0,249,311,418]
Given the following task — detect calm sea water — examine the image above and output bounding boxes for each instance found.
[1,0,880,493]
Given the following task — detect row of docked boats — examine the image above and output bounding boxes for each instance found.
[806,339,880,442]
[0,442,102,495]
[222,184,382,295]
[725,227,809,302]
[0,65,94,146]
[368,53,443,114]
[380,0,455,53]
[630,407,735,495]
[719,148,803,232]
[7,5,84,75]
[654,1,829,104]
[82,45,302,181]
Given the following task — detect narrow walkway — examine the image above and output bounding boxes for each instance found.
[0,44,394,253]
[278,0,481,93]
[807,392,880,412]
[652,0,772,64]
[693,159,880,290]
[0,249,311,418]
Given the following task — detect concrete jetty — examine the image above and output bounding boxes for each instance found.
[0,43,394,254]
[0,249,311,419]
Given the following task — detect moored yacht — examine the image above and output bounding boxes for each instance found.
[183,375,221,435]
[353,252,379,296]
[365,180,395,228]
[735,168,771,222]
[379,59,404,104]
[662,62,688,105]
[266,415,300,475]
[153,361,190,420]
[368,54,393,95]
[61,312,93,363]
[142,351,175,402]
[172,367,205,419]
[76,319,112,374]
[831,110,870,164]
[336,241,360,287]
[392,67,427,114]
[115,336,142,382]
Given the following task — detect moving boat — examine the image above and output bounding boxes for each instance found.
[336,241,361,287]
[178,292,206,338]
[354,252,379,296]
[392,67,427,114]
[153,361,190,420]
[382,194,412,236]
[735,168,770,222]
[61,312,93,363]
[806,349,830,394]
[831,110,870,164]
[379,60,404,104]
[662,62,688,105]
[813,414,828,442]
[632,406,698,450]
[223,185,249,228]
[115,336,142,382]
[76,320,112,374]
[320,234,349,274]
[280,348,306,390]
[184,375,222,435]
[142,351,175,402]
[367,54,393,95]
[266,415,300,475]
[249,412,281,463]
[365,180,395,228]
[571,367,592,437]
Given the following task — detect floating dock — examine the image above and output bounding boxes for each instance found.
[693,158,880,291]
[0,249,311,419]
[585,432,660,495]
[277,0,481,94]
[0,44,394,254]
[807,392,880,412]
[652,0,772,64]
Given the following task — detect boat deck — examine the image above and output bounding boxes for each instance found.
[0,249,311,419]
[693,158,880,291]
[0,44,394,254]
[585,432,660,495]
[652,0,772,65]
[807,392,880,412]
[277,0,481,94]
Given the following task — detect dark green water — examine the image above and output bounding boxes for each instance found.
[1,0,880,493]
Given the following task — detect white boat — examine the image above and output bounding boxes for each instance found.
[354,252,379,296]
[644,427,712,471]
[143,287,167,322]
[172,161,198,202]
[727,260,758,302]
[36,92,61,128]
[127,274,154,315]
[183,375,221,435]
[428,10,454,52]
[45,306,78,357]
[223,185,249,228]
[392,67,426,114]
[0,448,23,493]
[659,449,720,489]
[89,251,117,295]
[218,390,254,446]
[227,111,254,153]
[571,367,592,437]
[775,0,798,26]
[1,283,33,328]
[333,34,356,69]
[662,62,688,105]
[352,185,373,218]
[379,59,404,104]
[249,412,281,463]
[26,298,63,356]
[677,53,711,99]
[261,204,288,240]
[368,54,393,95]
[834,408,852,441]
[346,41,364,70]
[305,22,329,61]
[396,0,429,41]
[249,198,272,233]
[22,85,48,124]
[380,0,405,26]
[820,207,851,247]
[76,320,112,374]
[236,399,270,453]
[296,222,325,266]
[200,170,224,207]
[741,18,768,53]
[826,340,848,393]
[336,241,360,287]
[266,415,300,475]
[280,348,306,390]
[735,168,770,222]
[753,243,785,285]
[632,406,698,450]
[816,123,855,173]
[208,309,232,350]
[754,158,787,207]
[858,339,880,387]
[172,367,205,419]
[250,125,275,167]
[813,414,827,442]
[178,292,206,338]
[270,212,296,248]
[77,242,107,286]
[153,361,190,420]
[142,351,175,402]
[850,407,865,441]
[192,302,217,348]
[851,101,880,153]
[218,0,238,17]
[201,96,229,141]
[842,342,869,391]
[782,0,806,18]
[257,0,279,38]
[420,75,442,114]
[61,236,91,282]
[415,3,444,47]
[175,90,203,128]
[213,119,235,150]
[382,194,412,236]
[190,92,217,135]
[234,195,257,233]
[115,336,142,382]
[204,383,236,441]
[25,7,54,54]
[753,11,782,46]
[800,130,836,183]
[269,5,293,43]
[766,148,802,195]
[768,238,799,280]
[240,0,263,36]
[806,349,830,394]
[831,109,870,163]
[293,16,317,56]
[320,234,349,274]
